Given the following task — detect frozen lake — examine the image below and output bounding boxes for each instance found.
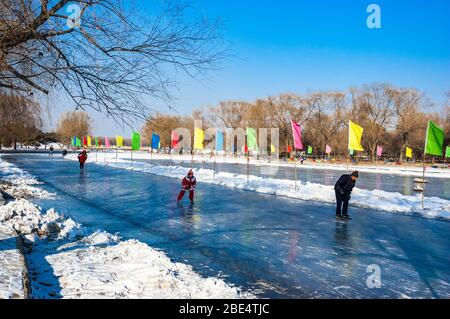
[2,154,450,298]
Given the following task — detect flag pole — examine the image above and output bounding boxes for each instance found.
[294,154,298,191]
[213,150,216,180]
[116,147,118,164]
[422,153,426,209]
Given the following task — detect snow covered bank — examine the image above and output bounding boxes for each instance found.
[90,151,450,179]
[0,159,54,199]
[68,155,450,221]
[0,226,27,299]
[0,156,253,299]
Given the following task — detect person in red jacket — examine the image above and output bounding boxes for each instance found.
[78,150,88,171]
[177,169,196,203]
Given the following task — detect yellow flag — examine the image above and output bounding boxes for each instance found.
[348,121,364,151]
[87,135,91,147]
[270,144,276,153]
[194,127,204,150]
[116,135,123,147]
[406,147,413,158]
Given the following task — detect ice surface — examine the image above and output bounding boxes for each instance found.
[65,154,450,220]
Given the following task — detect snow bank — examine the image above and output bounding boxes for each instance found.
[0,156,253,299]
[68,155,450,221]
[0,159,54,199]
[0,226,27,299]
[93,151,450,179]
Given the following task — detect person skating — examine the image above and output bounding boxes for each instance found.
[78,149,88,171]
[49,145,54,157]
[334,171,359,220]
[62,149,68,158]
[177,169,196,203]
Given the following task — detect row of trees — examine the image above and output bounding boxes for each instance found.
[0,91,92,149]
[142,84,450,162]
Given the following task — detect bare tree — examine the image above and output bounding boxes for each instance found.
[0,0,226,123]
[55,110,92,146]
[349,84,397,162]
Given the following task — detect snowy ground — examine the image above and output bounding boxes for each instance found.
[0,156,253,299]
[66,153,450,221]
[87,151,450,178]
[0,226,27,299]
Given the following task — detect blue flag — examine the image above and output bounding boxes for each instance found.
[215,129,224,152]
[72,136,76,146]
[151,133,160,149]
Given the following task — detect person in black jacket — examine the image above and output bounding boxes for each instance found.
[334,171,359,220]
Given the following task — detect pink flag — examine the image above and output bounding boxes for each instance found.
[291,120,303,150]
[326,145,332,154]
[377,145,383,157]
[105,137,110,148]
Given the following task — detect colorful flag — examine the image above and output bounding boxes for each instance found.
[116,135,123,147]
[132,132,140,151]
[271,144,276,153]
[377,145,383,157]
[98,138,102,147]
[95,137,99,147]
[72,136,76,146]
[446,146,450,158]
[291,120,303,150]
[307,146,313,155]
[287,145,292,153]
[151,133,160,150]
[83,136,87,147]
[325,145,332,154]
[171,130,179,149]
[349,149,354,156]
[76,137,81,147]
[348,121,364,151]
[246,128,257,150]
[424,120,445,156]
[87,135,92,147]
[215,129,224,152]
[406,147,413,159]
[194,127,204,150]
[105,137,110,148]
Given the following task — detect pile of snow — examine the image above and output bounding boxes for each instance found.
[0,226,26,299]
[93,151,450,179]
[0,159,54,199]
[67,155,450,221]
[0,156,253,299]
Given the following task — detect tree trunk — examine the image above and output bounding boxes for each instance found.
[399,143,406,163]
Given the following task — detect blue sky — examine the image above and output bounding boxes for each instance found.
[45,0,450,135]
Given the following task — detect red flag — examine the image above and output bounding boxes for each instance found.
[244,145,249,153]
[83,136,87,146]
[171,130,179,148]
[287,145,292,153]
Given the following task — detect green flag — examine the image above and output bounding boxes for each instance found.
[246,128,257,150]
[132,132,141,151]
[76,137,81,147]
[95,138,99,147]
[446,146,450,158]
[425,120,445,156]
[307,145,313,154]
